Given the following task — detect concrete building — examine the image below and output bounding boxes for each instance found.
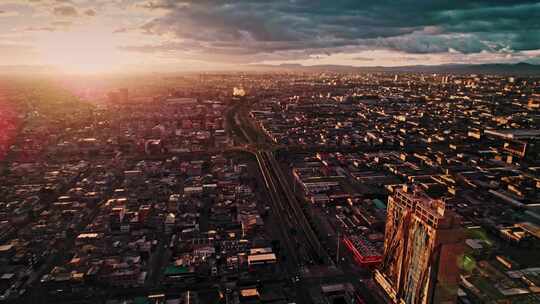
[375,185,465,304]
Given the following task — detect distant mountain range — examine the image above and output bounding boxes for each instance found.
[249,62,540,75]
[2,62,540,75]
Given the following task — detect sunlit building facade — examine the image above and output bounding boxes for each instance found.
[375,186,464,304]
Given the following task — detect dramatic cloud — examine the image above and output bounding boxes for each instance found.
[118,0,540,64]
[135,0,180,10]
[2,0,540,68]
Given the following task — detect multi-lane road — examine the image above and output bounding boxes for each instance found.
[261,151,330,265]
[228,100,331,270]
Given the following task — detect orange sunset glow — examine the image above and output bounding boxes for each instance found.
[1,1,540,74]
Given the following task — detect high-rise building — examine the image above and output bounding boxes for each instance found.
[107,90,119,103]
[528,93,540,109]
[441,75,449,84]
[374,185,464,304]
[118,88,129,103]
[107,88,129,103]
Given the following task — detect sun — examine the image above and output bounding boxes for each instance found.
[36,27,126,74]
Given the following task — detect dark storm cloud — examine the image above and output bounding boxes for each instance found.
[135,0,179,10]
[123,0,540,60]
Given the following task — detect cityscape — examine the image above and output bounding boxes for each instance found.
[1,1,540,304]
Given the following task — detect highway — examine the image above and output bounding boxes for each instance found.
[228,100,331,271]
[224,100,390,304]
[260,151,330,265]
[255,151,300,270]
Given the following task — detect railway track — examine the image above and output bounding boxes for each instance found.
[258,151,330,265]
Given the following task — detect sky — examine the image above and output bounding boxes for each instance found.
[1,0,540,73]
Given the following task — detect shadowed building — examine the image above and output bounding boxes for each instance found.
[375,185,465,304]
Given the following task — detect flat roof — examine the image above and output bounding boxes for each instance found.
[465,239,485,250]
[517,222,540,239]
[321,283,345,294]
[484,129,540,139]
[373,198,387,209]
[0,244,13,251]
[250,247,273,255]
[164,265,190,275]
[240,288,260,297]
[77,233,100,239]
[247,253,277,263]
